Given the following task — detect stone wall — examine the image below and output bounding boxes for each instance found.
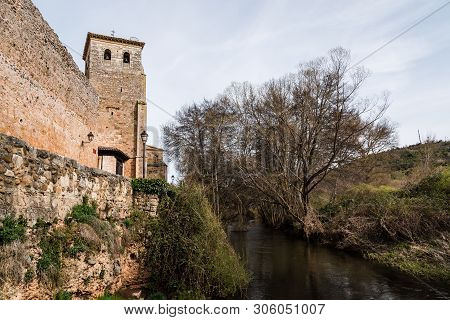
[0,133,157,299]
[0,0,100,168]
[0,133,132,222]
[133,193,159,218]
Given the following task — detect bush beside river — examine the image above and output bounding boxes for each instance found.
[318,168,450,286]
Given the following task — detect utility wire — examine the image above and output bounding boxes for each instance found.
[62,2,450,118]
[351,1,450,69]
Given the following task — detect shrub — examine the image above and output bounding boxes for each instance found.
[321,173,450,250]
[0,241,30,287]
[65,197,121,256]
[405,168,449,200]
[0,215,27,245]
[146,185,249,298]
[66,196,98,224]
[131,178,175,197]
[66,236,90,257]
[24,269,34,284]
[55,290,72,300]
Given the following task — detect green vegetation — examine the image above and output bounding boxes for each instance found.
[131,178,175,197]
[368,241,450,284]
[320,168,450,284]
[145,184,249,298]
[36,196,121,288]
[37,231,65,286]
[65,196,121,256]
[24,269,34,284]
[0,215,27,245]
[54,290,72,300]
[97,293,123,300]
[66,196,98,224]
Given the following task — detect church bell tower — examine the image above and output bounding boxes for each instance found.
[83,32,147,178]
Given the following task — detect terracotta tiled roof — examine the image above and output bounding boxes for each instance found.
[83,32,145,60]
[146,145,165,152]
[98,146,130,161]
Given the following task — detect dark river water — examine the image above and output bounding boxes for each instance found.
[229,223,449,299]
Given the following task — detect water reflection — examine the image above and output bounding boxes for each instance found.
[229,223,448,299]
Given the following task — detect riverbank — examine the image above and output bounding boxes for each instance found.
[229,223,448,299]
[316,168,450,287]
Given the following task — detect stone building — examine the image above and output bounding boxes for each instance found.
[146,145,168,180]
[83,33,148,178]
[0,0,166,179]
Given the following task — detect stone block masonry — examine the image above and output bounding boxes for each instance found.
[0,132,158,299]
[0,133,133,222]
[0,0,101,168]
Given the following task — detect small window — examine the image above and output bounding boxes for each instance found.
[123,52,130,63]
[104,49,111,60]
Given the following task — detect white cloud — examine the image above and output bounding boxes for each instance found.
[33,0,450,167]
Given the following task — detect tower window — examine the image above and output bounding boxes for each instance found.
[123,52,130,64]
[104,49,111,60]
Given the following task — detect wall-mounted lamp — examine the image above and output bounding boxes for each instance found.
[82,132,95,145]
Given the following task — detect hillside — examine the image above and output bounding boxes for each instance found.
[315,141,449,202]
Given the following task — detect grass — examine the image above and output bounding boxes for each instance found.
[97,291,125,300]
[368,240,450,286]
[36,196,122,287]
[146,184,249,298]
[64,196,121,256]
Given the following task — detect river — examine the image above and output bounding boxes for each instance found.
[229,223,449,299]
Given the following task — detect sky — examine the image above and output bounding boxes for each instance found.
[33,0,450,175]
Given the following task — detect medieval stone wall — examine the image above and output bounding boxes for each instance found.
[0,133,132,222]
[0,132,157,299]
[0,0,100,168]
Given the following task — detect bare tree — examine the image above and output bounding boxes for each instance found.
[163,48,397,235]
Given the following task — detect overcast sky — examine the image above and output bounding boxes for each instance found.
[34,0,449,153]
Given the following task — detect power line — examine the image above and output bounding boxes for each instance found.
[63,42,84,59]
[146,98,176,119]
[351,1,450,69]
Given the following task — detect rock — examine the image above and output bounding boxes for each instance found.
[12,154,23,169]
[43,171,52,180]
[113,261,121,275]
[86,258,97,266]
[1,153,13,163]
[0,163,6,174]
[4,169,15,177]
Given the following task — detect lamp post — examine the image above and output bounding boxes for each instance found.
[140,130,148,178]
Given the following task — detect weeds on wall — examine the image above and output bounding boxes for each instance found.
[35,196,122,289]
[0,215,30,290]
[0,215,27,245]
